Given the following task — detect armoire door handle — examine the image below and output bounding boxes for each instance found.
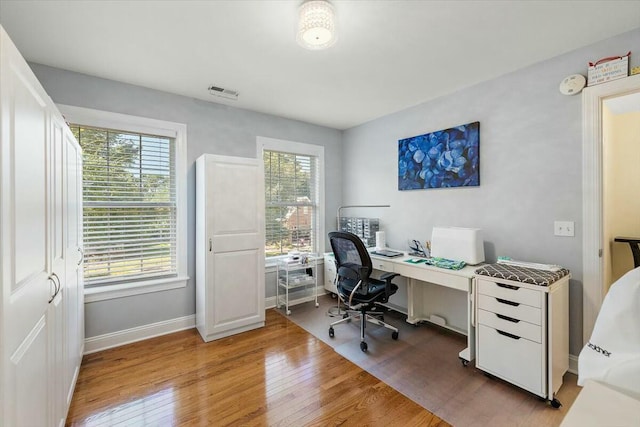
[209,239,212,252]
[48,274,61,303]
[51,272,61,297]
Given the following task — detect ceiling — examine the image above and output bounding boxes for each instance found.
[1,1,639,130]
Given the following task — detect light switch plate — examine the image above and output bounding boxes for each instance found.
[554,221,575,237]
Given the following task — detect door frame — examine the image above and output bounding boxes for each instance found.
[582,73,640,345]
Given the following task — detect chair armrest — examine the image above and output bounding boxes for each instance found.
[380,272,399,299]
[380,272,399,282]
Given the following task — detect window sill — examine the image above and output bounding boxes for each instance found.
[84,276,190,303]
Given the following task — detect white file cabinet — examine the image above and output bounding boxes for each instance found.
[324,253,337,294]
[475,272,569,407]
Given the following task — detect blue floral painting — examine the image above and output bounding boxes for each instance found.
[398,121,479,190]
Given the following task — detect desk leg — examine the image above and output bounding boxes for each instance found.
[406,278,418,325]
[459,278,475,365]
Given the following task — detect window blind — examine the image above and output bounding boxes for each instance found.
[264,150,318,257]
[71,125,177,286]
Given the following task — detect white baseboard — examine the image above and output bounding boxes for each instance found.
[569,354,579,375]
[84,314,195,354]
[84,291,329,354]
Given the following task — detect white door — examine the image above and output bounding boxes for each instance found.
[49,109,68,427]
[63,127,83,408]
[0,26,52,426]
[205,155,265,338]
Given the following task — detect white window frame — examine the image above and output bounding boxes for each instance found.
[58,104,189,302]
[257,136,325,267]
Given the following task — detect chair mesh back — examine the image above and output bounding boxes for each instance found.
[329,232,372,277]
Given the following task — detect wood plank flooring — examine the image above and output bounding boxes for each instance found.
[288,295,581,427]
[66,310,448,426]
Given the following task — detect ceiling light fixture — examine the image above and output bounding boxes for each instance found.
[296,0,337,50]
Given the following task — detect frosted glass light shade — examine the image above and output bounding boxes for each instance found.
[296,0,336,50]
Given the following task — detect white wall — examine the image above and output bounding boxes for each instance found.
[342,28,640,356]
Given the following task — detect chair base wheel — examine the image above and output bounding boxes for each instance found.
[392,331,399,340]
[360,341,368,352]
[328,327,334,338]
[550,398,562,409]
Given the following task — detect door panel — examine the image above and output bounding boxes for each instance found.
[64,130,83,405]
[210,162,260,235]
[51,115,65,269]
[11,316,49,427]
[12,67,47,291]
[1,27,52,425]
[212,250,261,329]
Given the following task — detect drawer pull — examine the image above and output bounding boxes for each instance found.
[496,297,520,306]
[496,313,520,323]
[497,282,520,291]
[497,329,521,340]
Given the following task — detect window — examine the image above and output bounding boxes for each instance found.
[259,137,324,259]
[60,105,187,301]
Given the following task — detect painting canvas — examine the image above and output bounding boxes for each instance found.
[398,121,479,190]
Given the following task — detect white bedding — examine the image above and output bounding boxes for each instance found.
[578,266,640,398]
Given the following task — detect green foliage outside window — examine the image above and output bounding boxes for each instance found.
[71,125,176,285]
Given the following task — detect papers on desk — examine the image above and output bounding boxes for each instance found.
[404,257,466,270]
[371,249,403,258]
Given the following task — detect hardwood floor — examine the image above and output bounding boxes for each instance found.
[287,295,581,427]
[66,310,448,426]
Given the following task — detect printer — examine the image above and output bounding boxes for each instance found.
[430,226,485,265]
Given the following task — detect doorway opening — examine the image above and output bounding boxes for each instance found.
[582,74,640,345]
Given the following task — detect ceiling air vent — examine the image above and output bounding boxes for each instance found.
[208,85,239,101]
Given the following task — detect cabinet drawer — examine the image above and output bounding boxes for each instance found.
[477,294,542,326]
[477,324,543,396]
[478,279,541,308]
[478,309,541,343]
[371,259,394,272]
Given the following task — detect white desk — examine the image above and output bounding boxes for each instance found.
[369,251,479,364]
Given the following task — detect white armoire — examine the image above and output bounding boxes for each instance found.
[195,154,265,342]
[0,26,84,426]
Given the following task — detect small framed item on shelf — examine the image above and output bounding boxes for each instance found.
[587,52,630,86]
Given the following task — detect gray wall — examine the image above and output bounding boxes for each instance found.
[341,28,640,356]
[30,63,343,338]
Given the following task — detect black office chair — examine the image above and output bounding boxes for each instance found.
[328,231,400,352]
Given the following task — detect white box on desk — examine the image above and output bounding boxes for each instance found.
[431,226,485,265]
